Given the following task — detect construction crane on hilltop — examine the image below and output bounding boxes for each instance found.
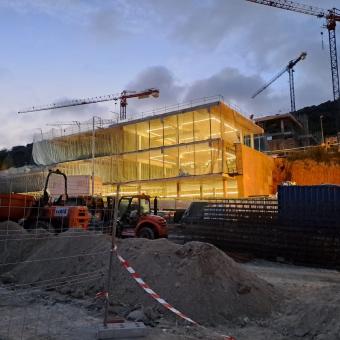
[246,0,340,101]
[252,52,307,112]
[18,88,160,120]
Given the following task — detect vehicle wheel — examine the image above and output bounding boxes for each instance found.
[137,227,155,239]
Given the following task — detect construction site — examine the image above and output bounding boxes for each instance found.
[0,1,340,340]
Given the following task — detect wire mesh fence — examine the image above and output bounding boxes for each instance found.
[0,172,118,339]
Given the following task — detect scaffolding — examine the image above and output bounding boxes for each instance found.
[12,98,266,199]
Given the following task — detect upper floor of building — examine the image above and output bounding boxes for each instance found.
[32,98,263,166]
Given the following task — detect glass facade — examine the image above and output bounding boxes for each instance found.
[54,102,260,198]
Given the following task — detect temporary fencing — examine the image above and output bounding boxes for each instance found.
[0,172,239,339]
[0,172,115,339]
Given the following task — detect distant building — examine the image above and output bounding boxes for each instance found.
[255,113,316,152]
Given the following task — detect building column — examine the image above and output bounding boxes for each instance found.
[236,175,245,198]
[250,133,255,149]
[137,161,142,181]
[176,181,181,199]
[223,179,228,198]
[280,119,285,134]
[239,130,243,144]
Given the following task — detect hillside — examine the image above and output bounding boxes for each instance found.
[294,99,340,138]
[0,144,34,170]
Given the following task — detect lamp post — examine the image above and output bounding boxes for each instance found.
[91,116,101,196]
[320,115,324,144]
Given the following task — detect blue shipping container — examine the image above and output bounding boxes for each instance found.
[278,185,340,227]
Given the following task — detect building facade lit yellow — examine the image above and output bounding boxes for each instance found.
[31,98,273,199]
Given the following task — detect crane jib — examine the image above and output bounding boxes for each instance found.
[245,0,329,18]
[18,88,160,115]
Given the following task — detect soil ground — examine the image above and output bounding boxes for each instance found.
[1,259,339,340]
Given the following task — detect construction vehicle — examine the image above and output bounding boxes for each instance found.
[0,193,35,222]
[87,194,167,239]
[117,194,167,239]
[3,169,90,232]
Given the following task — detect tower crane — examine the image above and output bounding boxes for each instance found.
[18,88,160,120]
[252,52,307,112]
[246,0,340,101]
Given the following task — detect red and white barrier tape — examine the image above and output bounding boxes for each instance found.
[110,245,236,340]
[116,250,197,324]
[95,291,108,299]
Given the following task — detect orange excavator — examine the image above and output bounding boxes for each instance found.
[0,169,89,233]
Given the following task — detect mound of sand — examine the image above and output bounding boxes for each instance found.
[4,230,279,325]
[0,221,28,235]
[113,239,279,325]
[0,221,52,275]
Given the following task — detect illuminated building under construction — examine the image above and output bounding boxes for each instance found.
[31,96,273,199]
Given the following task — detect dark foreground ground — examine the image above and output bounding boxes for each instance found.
[1,259,339,340]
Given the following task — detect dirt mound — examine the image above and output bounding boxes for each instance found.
[6,230,109,288]
[113,239,279,325]
[0,221,28,235]
[0,221,52,275]
[273,285,340,340]
[5,231,279,325]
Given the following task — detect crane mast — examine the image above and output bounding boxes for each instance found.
[252,52,307,112]
[246,0,340,101]
[18,88,160,120]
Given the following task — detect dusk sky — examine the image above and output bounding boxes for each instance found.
[0,0,338,149]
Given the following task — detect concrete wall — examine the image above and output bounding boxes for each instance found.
[235,143,275,197]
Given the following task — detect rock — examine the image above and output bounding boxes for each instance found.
[237,283,251,295]
[0,273,16,284]
[127,309,148,323]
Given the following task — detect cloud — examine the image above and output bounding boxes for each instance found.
[0,0,93,23]
[123,65,288,118]
[124,63,328,119]
[184,67,265,112]
[124,66,185,116]
[4,97,112,149]
[88,1,144,40]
